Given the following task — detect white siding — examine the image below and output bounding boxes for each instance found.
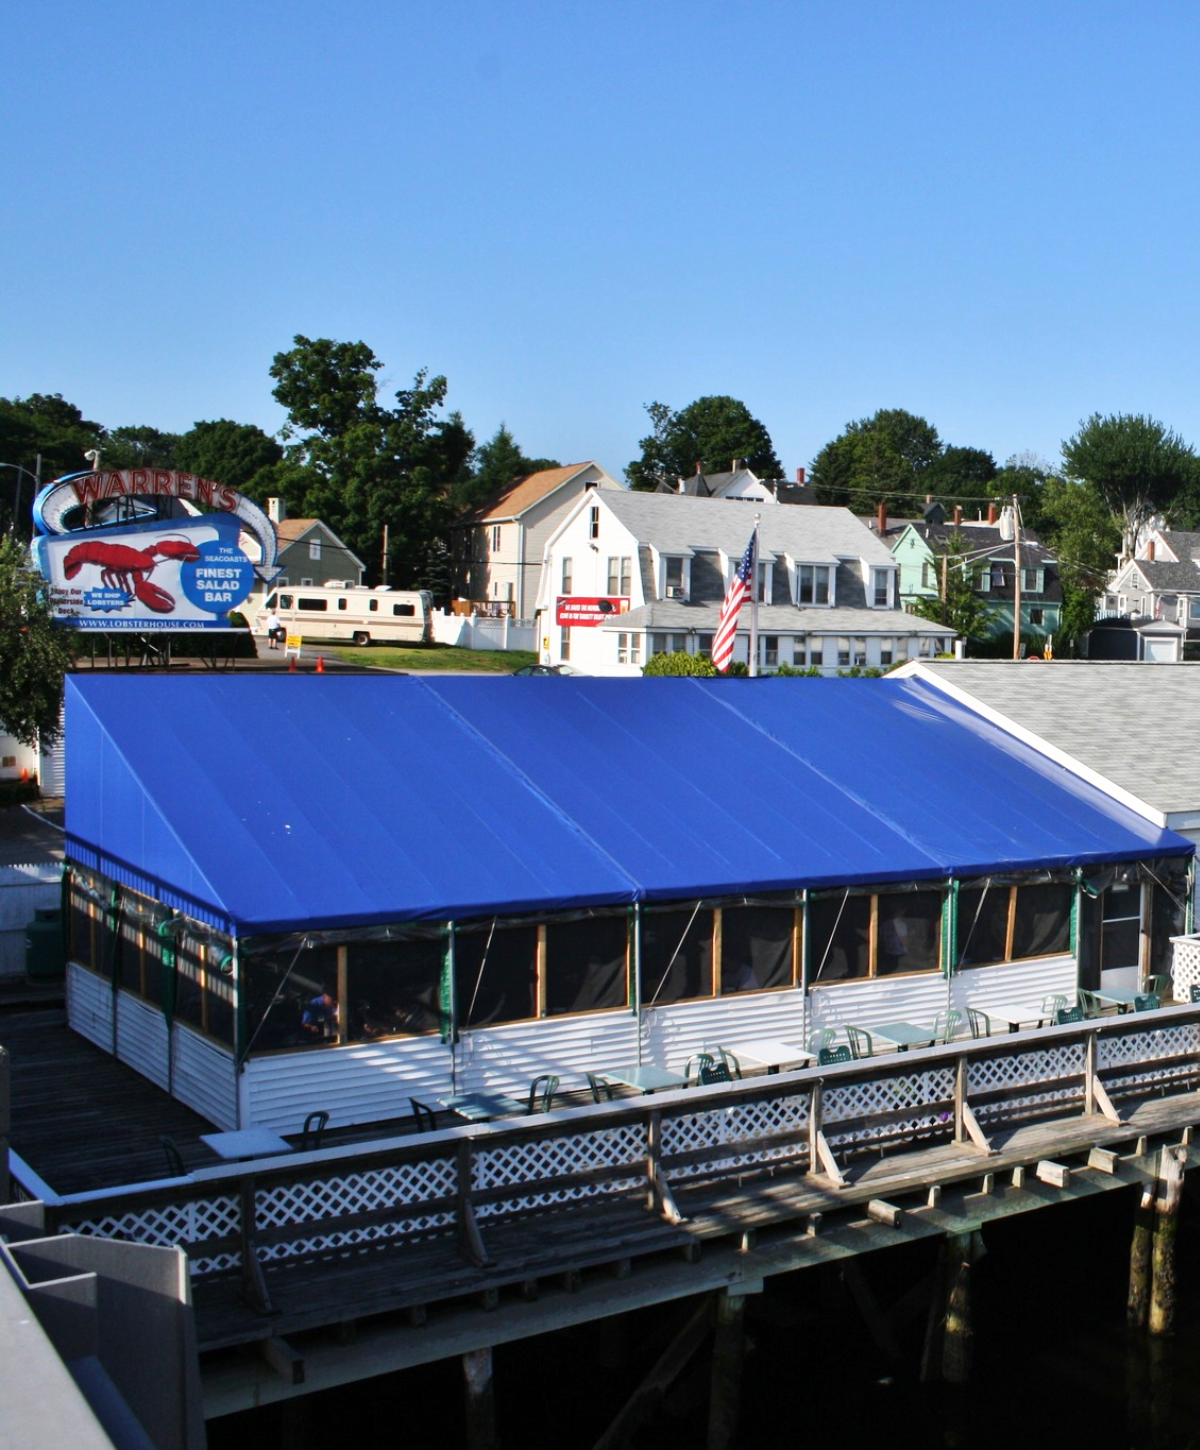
[115,993,170,1092]
[66,962,113,1051]
[639,990,810,1070]
[171,1024,237,1129]
[456,1011,640,1096]
[949,954,1077,1017]
[810,973,953,1036]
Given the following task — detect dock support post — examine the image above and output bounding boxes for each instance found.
[1150,1145,1187,1336]
[462,1346,499,1450]
[1128,1183,1154,1329]
[706,1289,746,1450]
[942,1231,981,1383]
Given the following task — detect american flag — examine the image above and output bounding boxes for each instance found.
[711,529,757,673]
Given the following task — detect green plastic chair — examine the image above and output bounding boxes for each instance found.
[300,1110,329,1151]
[818,1044,852,1066]
[1133,994,1158,1013]
[1040,993,1068,1021]
[714,1047,743,1080]
[1077,989,1103,1019]
[684,1052,716,1086]
[843,1024,874,1060]
[1055,1005,1085,1024]
[1145,974,1173,1006]
[966,1007,992,1039]
[160,1135,186,1177]
[410,1098,439,1133]
[1190,984,1200,1004]
[523,1074,560,1113]
[807,1028,836,1054]
[932,1008,962,1043]
[587,1072,616,1103]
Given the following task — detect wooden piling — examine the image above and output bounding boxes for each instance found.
[1127,1184,1154,1330]
[706,1289,746,1450]
[1149,1145,1186,1337]
[462,1346,499,1450]
[942,1231,980,1384]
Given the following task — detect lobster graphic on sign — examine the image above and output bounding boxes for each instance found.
[63,538,201,613]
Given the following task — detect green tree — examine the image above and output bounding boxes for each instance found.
[454,424,559,513]
[173,420,283,498]
[1062,413,1198,561]
[270,336,472,587]
[909,533,995,644]
[0,393,104,485]
[0,535,76,746]
[627,396,782,491]
[926,445,998,513]
[101,426,181,470]
[1036,476,1121,652]
[810,408,942,511]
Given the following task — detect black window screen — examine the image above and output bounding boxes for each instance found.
[956,886,1011,967]
[809,894,870,982]
[640,909,713,1004]
[245,946,339,1052]
[877,891,942,975]
[545,916,627,1016]
[1011,883,1072,959]
[348,939,445,1039]
[1150,869,1188,977]
[456,926,538,1027]
[721,906,794,993]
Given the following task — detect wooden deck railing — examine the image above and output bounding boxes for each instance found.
[22,1004,1200,1310]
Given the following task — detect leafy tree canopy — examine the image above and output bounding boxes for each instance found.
[1034,476,1121,652]
[0,393,104,487]
[453,424,561,514]
[270,335,473,588]
[627,396,782,492]
[173,420,283,500]
[0,534,76,746]
[101,425,181,471]
[1061,412,1198,560]
[810,408,944,512]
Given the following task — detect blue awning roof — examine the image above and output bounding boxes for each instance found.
[63,674,1192,936]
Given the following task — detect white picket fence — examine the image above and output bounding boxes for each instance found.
[431,610,538,653]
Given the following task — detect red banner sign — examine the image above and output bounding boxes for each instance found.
[555,596,630,627]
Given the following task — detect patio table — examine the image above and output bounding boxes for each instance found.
[1093,987,1151,1013]
[597,1064,688,1094]
[726,1039,815,1074]
[200,1128,294,1161]
[868,1021,936,1050]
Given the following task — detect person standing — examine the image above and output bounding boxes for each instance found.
[265,608,282,649]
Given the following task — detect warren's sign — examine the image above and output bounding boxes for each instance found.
[32,470,280,632]
[555,596,630,627]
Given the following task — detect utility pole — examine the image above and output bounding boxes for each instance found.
[1011,494,1022,660]
[381,524,389,586]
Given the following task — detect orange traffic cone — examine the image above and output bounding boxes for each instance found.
[289,655,296,673]
[316,656,324,673]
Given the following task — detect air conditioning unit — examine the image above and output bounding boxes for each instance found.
[665,586,686,599]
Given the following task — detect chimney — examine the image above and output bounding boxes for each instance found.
[987,501,998,525]
[1147,538,1156,561]
[732,458,742,473]
[695,461,703,476]
[268,497,286,524]
[953,505,963,527]
[877,501,887,535]
[796,467,806,485]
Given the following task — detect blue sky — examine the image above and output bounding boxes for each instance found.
[5,2,1200,483]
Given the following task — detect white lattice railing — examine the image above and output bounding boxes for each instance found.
[35,1005,1200,1296]
[1171,934,1200,998]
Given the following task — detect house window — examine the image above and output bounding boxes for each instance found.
[878,638,895,666]
[755,561,770,603]
[837,637,850,667]
[491,524,502,552]
[809,889,943,982]
[1029,608,1044,626]
[309,539,321,562]
[871,569,890,607]
[608,557,632,595]
[1021,567,1043,593]
[793,636,809,666]
[762,636,779,667]
[922,561,938,590]
[560,627,570,660]
[300,577,314,586]
[698,633,714,658]
[589,506,600,540]
[561,558,573,595]
[617,632,641,665]
[797,564,831,605]
[990,564,1006,590]
[664,557,686,599]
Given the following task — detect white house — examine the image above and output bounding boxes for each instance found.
[450,462,623,620]
[535,490,956,675]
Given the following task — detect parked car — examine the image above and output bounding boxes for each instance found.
[511,663,583,676]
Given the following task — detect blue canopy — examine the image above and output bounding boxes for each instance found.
[64,674,1192,936]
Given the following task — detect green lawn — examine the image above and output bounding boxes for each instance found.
[333,643,538,673]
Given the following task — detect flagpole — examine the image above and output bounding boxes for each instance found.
[748,514,760,677]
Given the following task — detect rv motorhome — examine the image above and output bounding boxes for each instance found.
[255,584,433,646]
